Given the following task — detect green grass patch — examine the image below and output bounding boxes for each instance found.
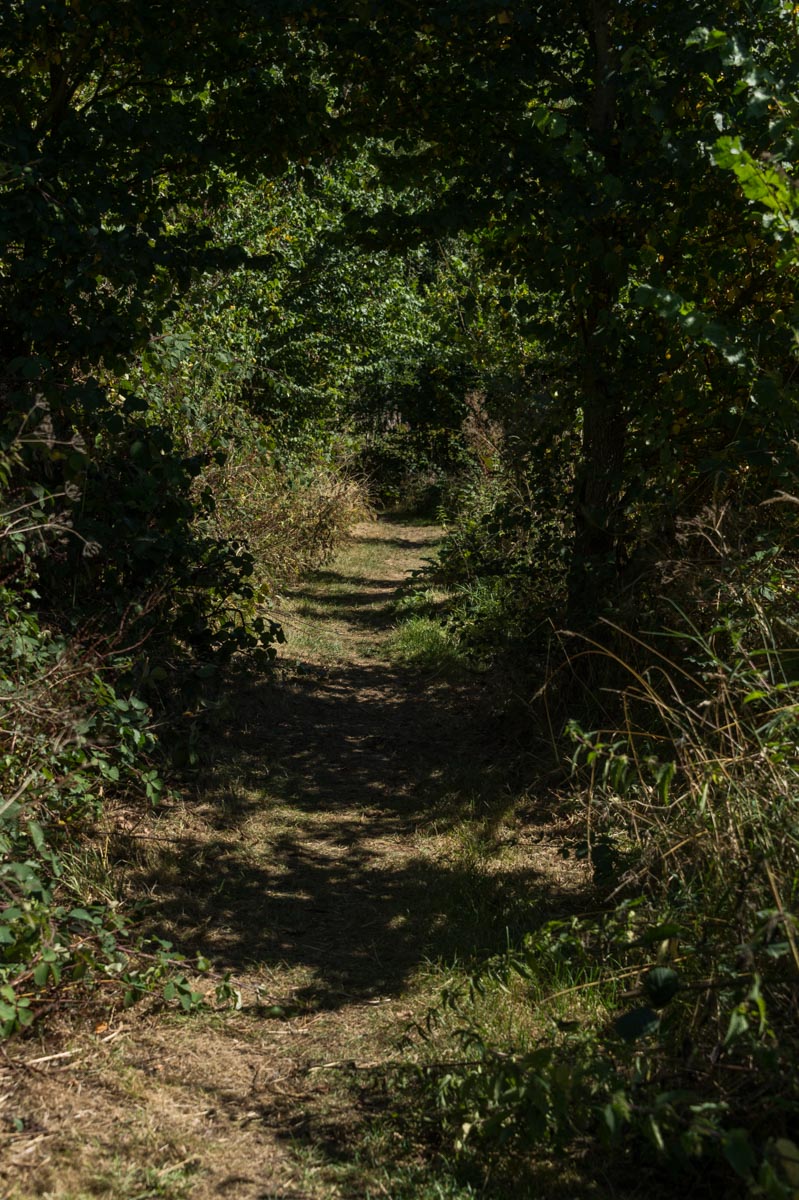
[386,616,467,674]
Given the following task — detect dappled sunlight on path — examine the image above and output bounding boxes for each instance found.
[14,519,586,1200]
[130,520,567,1008]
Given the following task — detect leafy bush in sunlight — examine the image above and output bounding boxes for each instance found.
[204,447,372,596]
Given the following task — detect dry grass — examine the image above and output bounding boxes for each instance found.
[205,453,373,597]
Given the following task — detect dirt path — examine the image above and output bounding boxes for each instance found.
[5,520,576,1200]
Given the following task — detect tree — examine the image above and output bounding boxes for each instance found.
[0,0,331,618]
[315,0,798,620]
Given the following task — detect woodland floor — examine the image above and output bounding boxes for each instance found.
[2,518,588,1200]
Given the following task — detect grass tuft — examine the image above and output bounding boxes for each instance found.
[386,616,467,674]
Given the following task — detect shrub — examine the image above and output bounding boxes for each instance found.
[406,506,799,1197]
[0,421,224,1034]
[203,448,372,594]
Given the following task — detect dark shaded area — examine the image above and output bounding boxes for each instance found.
[351,534,440,551]
[124,658,572,1010]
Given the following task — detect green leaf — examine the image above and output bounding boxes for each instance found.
[773,1139,799,1187]
[687,26,729,50]
[723,1128,757,1179]
[725,1008,750,1044]
[614,1007,660,1042]
[634,923,683,947]
[69,908,95,923]
[646,1114,666,1154]
[601,1090,632,1139]
[644,967,680,1009]
[27,821,46,852]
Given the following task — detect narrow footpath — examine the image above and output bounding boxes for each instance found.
[6,519,578,1200]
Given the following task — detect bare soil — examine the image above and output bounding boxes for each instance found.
[1,519,585,1200]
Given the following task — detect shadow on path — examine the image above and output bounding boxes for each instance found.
[124,522,572,1011]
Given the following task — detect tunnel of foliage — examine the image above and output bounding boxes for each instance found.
[1,0,798,1195]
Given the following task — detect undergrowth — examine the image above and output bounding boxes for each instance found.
[204,445,371,595]
[386,614,466,675]
[387,501,799,1198]
[0,411,365,1040]
[0,577,209,1035]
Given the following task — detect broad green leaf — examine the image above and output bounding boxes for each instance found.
[644,968,680,1009]
[614,1007,660,1042]
[723,1129,757,1179]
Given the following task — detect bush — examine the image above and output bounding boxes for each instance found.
[0,581,199,1032]
[405,505,799,1198]
[432,392,577,664]
[204,447,372,594]
[0,420,229,1035]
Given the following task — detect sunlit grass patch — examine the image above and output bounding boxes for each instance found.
[393,585,448,618]
[385,615,467,674]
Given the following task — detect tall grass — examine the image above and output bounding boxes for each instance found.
[401,509,799,1198]
[565,616,799,921]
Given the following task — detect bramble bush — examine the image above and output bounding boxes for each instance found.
[0,414,259,1033]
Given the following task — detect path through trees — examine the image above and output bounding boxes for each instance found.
[5,519,581,1200]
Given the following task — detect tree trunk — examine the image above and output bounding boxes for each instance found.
[567,344,626,622]
[566,0,625,624]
